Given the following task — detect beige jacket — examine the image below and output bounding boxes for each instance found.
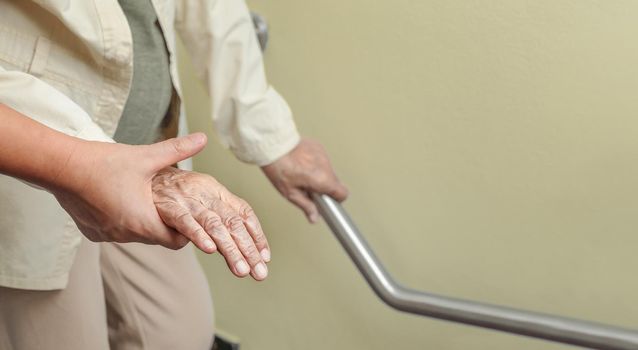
[0,0,300,290]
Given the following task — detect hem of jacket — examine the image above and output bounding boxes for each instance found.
[0,224,81,291]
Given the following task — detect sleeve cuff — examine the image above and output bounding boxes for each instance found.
[231,127,300,166]
[75,121,114,143]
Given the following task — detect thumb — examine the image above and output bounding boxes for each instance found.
[145,133,207,171]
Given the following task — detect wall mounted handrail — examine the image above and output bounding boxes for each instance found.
[312,193,638,350]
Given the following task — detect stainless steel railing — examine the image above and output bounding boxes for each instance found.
[312,193,638,350]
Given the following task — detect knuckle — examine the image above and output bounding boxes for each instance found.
[285,191,302,203]
[254,234,267,246]
[248,220,265,237]
[242,246,260,262]
[170,138,187,156]
[154,201,171,214]
[239,205,255,219]
[203,214,224,233]
[220,241,239,255]
[174,210,190,223]
[183,224,202,238]
[249,220,264,237]
[331,187,347,200]
[315,173,332,185]
[192,226,206,237]
[223,215,245,232]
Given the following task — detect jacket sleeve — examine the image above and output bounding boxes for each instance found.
[175,0,300,166]
[0,66,113,143]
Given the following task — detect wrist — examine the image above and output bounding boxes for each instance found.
[47,137,99,194]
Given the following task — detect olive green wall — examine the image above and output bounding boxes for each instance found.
[178,1,638,349]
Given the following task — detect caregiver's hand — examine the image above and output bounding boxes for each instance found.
[261,138,348,223]
[152,167,270,281]
[53,133,208,250]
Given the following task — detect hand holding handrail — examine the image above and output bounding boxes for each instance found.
[312,193,638,350]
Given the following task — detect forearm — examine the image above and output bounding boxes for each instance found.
[175,0,300,166]
[0,103,82,191]
[0,103,217,250]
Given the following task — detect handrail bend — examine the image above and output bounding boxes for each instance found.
[312,193,638,350]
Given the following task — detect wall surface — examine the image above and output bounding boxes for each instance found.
[178,1,638,349]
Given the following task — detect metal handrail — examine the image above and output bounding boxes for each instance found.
[312,193,638,350]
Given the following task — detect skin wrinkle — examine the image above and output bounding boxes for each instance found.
[1,101,337,289]
[151,165,269,280]
[4,102,344,283]
[262,139,348,224]
[49,137,80,193]
[46,133,208,251]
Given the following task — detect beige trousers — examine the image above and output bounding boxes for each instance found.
[0,238,215,350]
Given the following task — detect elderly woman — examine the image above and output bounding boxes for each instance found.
[0,1,347,349]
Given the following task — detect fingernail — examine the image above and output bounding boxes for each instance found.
[235,260,250,275]
[189,133,206,145]
[310,213,319,223]
[203,239,215,251]
[260,248,271,262]
[254,262,268,279]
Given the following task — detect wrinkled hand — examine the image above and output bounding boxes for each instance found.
[152,167,270,281]
[261,138,348,223]
[54,133,208,249]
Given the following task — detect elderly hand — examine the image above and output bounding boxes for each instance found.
[261,138,348,223]
[54,134,208,250]
[152,166,270,281]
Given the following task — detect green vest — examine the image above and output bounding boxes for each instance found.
[114,0,174,145]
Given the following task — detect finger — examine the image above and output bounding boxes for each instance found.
[286,189,320,224]
[213,202,268,281]
[142,224,189,250]
[324,181,349,202]
[159,231,190,250]
[225,195,270,262]
[144,133,207,171]
[126,205,190,249]
[329,179,349,202]
[305,172,349,202]
[155,201,216,253]
[193,209,254,279]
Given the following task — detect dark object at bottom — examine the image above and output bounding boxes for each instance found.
[212,335,240,350]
